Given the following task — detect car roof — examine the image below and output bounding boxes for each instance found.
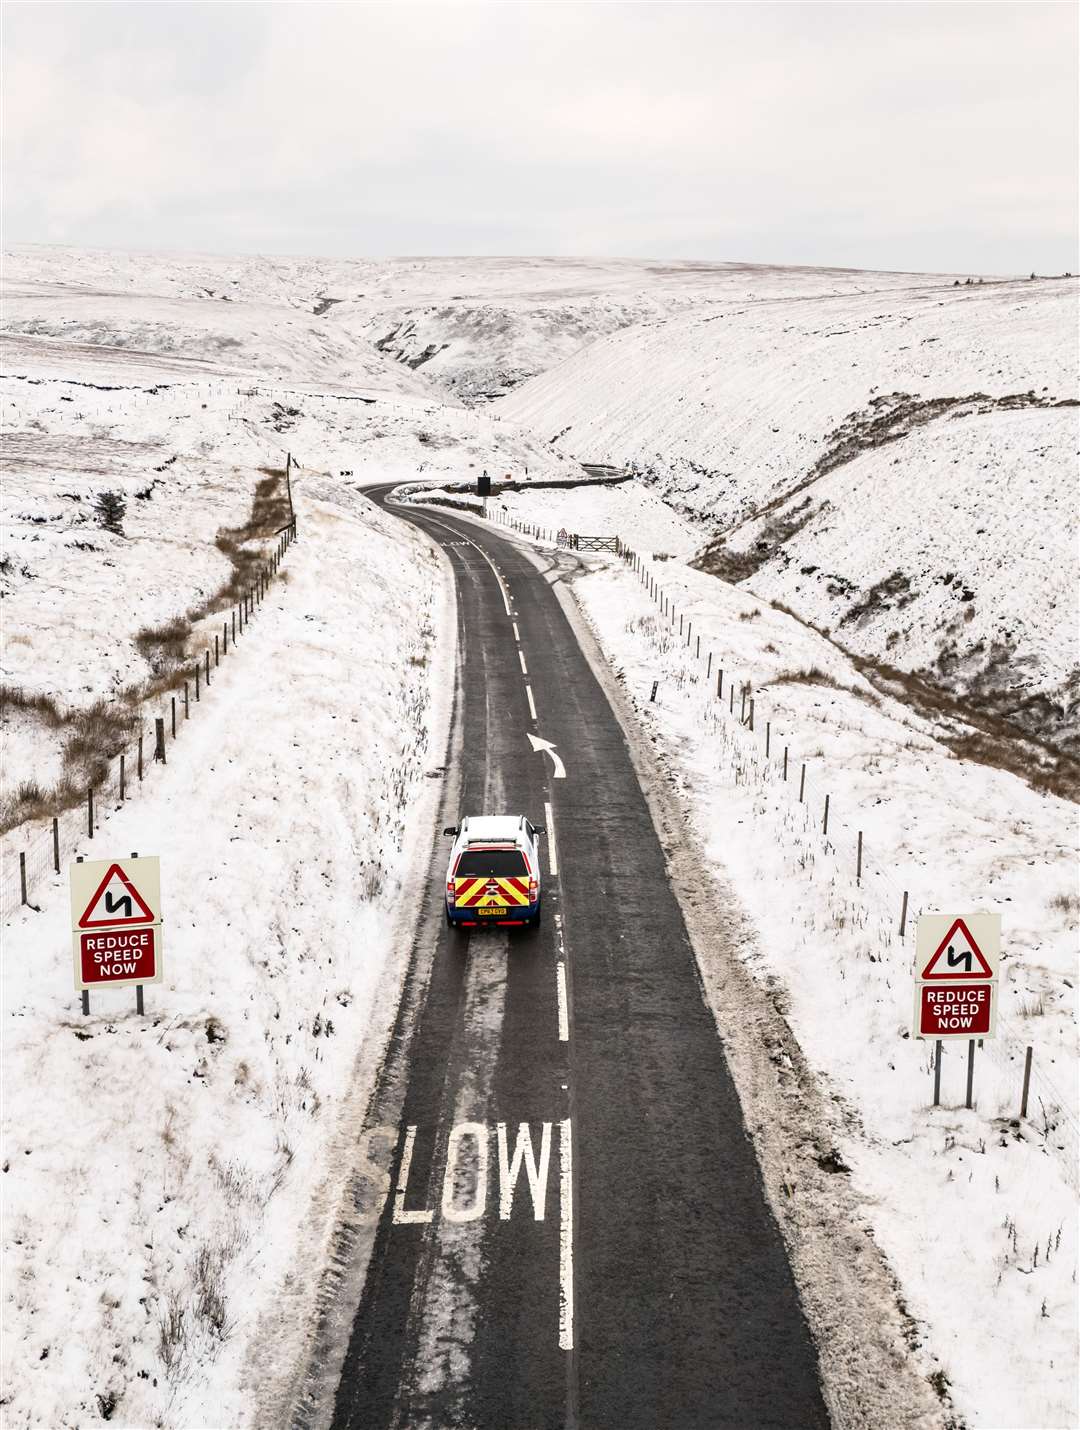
[461,815,528,843]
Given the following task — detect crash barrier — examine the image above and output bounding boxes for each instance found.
[1,519,298,921]
[615,541,1079,1190]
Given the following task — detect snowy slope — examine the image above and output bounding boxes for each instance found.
[4,246,966,405]
[497,280,1080,754]
[0,277,436,393]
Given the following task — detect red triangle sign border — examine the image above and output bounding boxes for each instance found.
[77,862,156,928]
[920,917,994,980]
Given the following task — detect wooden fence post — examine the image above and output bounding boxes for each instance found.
[205,649,211,686]
[965,1040,975,1110]
[696,635,700,659]
[823,793,830,835]
[184,681,189,718]
[19,851,28,906]
[1020,1047,1033,1118]
[53,817,60,874]
[729,685,734,713]
[120,753,126,802]
[799,764,806,802]
[765,721,770,757]
[717,669,723,699]
[137,734,143,781]
[194,663,200,701]
[783,746,788,780]
[223,621,228,655]
[215,634,220,668]
[749,698,755,731]
[856,831,863,883]
[154,717,166,764]
[740,689,747,721]
[707,652,712,679]
[87,785,94,838]
[933,1041,942,1105]
[900,890,909,938]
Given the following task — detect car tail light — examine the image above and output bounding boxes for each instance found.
[528,879,538,895]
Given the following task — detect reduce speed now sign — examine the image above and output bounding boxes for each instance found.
[913,913,999,1040]
[70,856,163,991]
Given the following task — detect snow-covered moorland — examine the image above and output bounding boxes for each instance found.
[498,278,1080,762]
[3,242,1076,1428]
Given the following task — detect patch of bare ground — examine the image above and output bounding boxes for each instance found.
[0,470,293,833]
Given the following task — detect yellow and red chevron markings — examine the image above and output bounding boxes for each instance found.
[454,876,532,908]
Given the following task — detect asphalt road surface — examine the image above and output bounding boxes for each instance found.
[326,489,828,1430]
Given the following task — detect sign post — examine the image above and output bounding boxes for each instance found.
[914,914,999,1106]
[70,854,163,1013]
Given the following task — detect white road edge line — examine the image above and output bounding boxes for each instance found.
[544,800,558,877]
[559,1118,574,1350]
[526,685,538,721]
[556,961,569,1043]
[519,650,528,675]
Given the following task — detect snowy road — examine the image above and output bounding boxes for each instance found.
[322,490,827,1429]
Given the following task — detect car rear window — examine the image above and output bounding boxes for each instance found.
[456,849,528,877]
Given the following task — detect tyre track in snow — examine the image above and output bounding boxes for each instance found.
[317,488,828,1430]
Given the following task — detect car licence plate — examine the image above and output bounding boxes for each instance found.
[477,907,506,916]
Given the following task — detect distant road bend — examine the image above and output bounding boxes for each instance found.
[321,487,829,1430]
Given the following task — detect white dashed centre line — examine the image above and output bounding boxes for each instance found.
[556,962,569,1043]
[543,801,558,877]
[513,622,521,642]
[526,685,538,722]
[519,650,528,675]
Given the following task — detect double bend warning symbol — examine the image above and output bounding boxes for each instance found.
[920,917,994,980]
[78,863,156,928]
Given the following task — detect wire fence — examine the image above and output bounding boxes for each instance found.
[2,519,298,923]
[615,540,1079,1190]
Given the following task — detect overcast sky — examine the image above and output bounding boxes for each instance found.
[4,2,1077,273]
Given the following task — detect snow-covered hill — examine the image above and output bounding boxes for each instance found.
[3,246,965,403]
[497,279,1080,757]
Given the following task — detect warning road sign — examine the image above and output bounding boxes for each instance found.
[70,856,162,992]
[917,913,999,981]
[75,862,156,927]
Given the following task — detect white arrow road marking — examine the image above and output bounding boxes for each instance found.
[527,733,566,779]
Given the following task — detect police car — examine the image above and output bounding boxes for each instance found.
[443,815,544,929]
